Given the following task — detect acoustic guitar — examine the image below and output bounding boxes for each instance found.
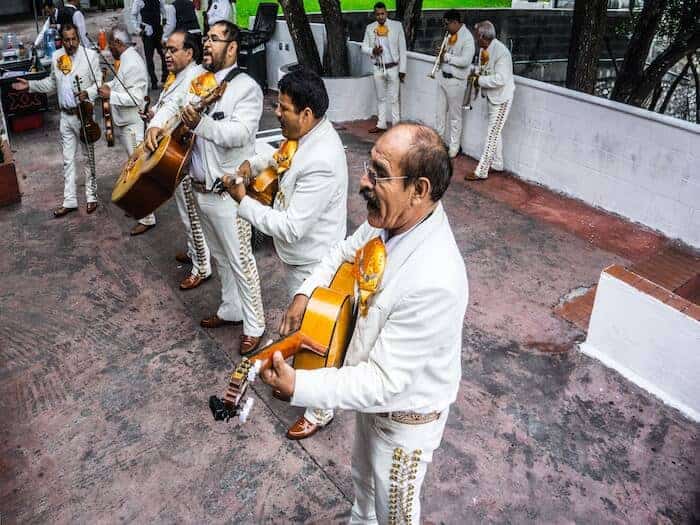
[210,261,356,423]
[111,83,225,220]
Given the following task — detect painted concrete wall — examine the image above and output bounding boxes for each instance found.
[581,271,700,422]
[265,21,700,248]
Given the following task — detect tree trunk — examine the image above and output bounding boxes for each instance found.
[318,0,349,77]
[610,0,667,103]
[278,0,323,75]
[566,0,608,94]
[401,0,423,50]
[657,56,691,114]
[396,0,408,21]
[689,54,700,123]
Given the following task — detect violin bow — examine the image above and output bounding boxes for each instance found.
[84,35,141,108]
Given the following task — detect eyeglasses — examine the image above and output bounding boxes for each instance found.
[363,161,407,185]
[202,35,235,44]
[164,46,183,54]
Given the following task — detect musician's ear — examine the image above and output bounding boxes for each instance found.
[412,177,432,203]
[228,41,238,60]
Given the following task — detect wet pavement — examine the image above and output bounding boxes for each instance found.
[1,9,699,525]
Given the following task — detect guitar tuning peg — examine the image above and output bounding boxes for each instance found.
[239,397,254,423]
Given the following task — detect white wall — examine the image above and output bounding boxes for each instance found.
[581,271,700,422]
[265,22,700,248]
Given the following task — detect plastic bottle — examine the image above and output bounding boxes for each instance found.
[98,29,107,51]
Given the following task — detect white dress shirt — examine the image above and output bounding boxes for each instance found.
[29,45,102,109]
[292,202,469,414]
[478,38,516,105]
[237,117,348,266]
[441,24,475,80]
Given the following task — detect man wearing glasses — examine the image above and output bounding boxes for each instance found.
[259,122,469,524]
[220,67,348,440]
[142,29,212,290]
[146,20,265,356]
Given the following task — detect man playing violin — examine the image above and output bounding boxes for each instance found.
[220,66,348,440]
[12,24,102,218]
[145,20,265,356]
[260,122,468,524]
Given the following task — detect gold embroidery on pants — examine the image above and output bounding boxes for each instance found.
[235,216,265,328]
[475,100,509,178]
[388,447,422,525]
[181,176,208,277]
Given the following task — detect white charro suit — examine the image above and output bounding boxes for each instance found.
[293,202,469,524]
[362,19,407,130]
[29,45,102,209]
[239,116,348,427]
[436,24,475,157]
[474,38,516,178]
[152,62,211,279]
[88,45,152,225]
[149,64,265,337]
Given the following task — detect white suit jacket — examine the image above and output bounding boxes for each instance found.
[361,19,407,74]
[149,64,263,188]
[237,117,348,266]
[478,38,515,105]
[292,202,469,414]
[87,46,148,126]
[153,61,199,112]
[441,24,475,80]
[29,46,102,109]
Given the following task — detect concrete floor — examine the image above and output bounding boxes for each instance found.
[1,10,699,525]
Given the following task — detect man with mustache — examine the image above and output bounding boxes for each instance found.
[145,20,265,355]
[12,24,102,217]
[260,123,469,524]
[142,29,212,290]
[221,66,348,440]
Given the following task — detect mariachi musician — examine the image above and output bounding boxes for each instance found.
[220,67,348,440]
[12,24,102,217]
[83,25,152,235]
[145,20,265,355]
[142,29,212,290]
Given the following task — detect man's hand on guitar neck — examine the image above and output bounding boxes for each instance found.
[144,127,163,152]
[260,351,296,400]
[181,104,201,129]
[279,294,309,336]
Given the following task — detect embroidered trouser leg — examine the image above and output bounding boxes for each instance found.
[175,176,211,277]
[349,411,449,525]
[436,76,467,156]
[196,191,265,337]
[474,99,511,178]
[115,120,156,226]
[60,114,97,208]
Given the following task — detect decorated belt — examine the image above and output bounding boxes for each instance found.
[376,62,398,69]
[376,410,441,425]
[190,180,214,193]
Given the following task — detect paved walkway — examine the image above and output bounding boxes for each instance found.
[1,10,698,525]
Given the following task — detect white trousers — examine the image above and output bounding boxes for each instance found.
[284,261,336,427]
[373,66,400,129]
[59,114,97,208]
[195,191,265,337]
[349,411,449,525]
[474,99,512,179]
[435,76,467,156]
[175,177,211,277]
[115,120,156,226]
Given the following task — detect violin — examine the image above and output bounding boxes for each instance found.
[101,68,114,147]
[74,76,101,144]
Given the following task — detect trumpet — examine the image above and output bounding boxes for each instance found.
[429,32,449,79]
[373,44,387,77]
[463,72,480,110]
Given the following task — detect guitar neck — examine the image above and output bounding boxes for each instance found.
[250,331,327,371]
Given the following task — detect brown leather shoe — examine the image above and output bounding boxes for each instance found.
[53,206,78,218]
[130,223,155,236]
[465,172,487,181]
[368,126,386,134]
[179,273,211,290]
[286,416,320,440]
[86,202,98,214]
[200,314,243,329]
[239,334,261,356]
[175,252,192,264]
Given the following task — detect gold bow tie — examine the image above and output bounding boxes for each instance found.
[57,54,73,75]
[480,49,490,65]
[114,59,121,72]
[448,33,458,46]
[190,71,217,97]
[375,24,389,37]
[273,139,298,174]
[354,236,387,317]
[163,72,176,91]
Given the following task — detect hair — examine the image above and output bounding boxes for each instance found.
[395,122,452,202]
[373,2,387,10]
[212,20,240,44]
[109,24,132,45]
[278,67,329,119]
[171,29,202,63]
[474,21,496,41]
[60,23,79,40]
[443,9,461,23]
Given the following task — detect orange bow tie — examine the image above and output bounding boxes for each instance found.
[163,72,176,91]
[190,71,217,97]
[480,49,490,65]
[57,54,73,75]
[354,236,387,317]
[273,139,299,173]
[375,24,389,37]
[448,33,458,46]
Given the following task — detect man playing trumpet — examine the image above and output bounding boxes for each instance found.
[362,2,407,134]
[434,9,475,159]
